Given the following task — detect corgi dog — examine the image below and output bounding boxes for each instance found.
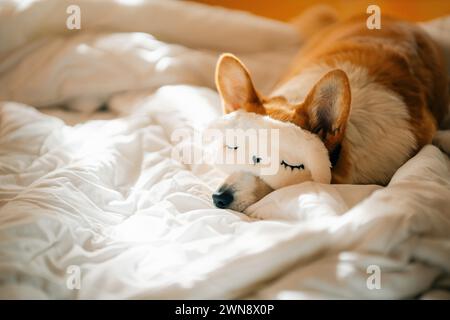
[211,15,449,212]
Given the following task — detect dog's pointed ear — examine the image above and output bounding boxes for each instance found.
[215,53,265,115]
[294,69,351,152]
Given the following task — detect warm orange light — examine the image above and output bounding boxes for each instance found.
[193,0,450,22]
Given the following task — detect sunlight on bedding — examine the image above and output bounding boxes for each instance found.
[116,0,145,6]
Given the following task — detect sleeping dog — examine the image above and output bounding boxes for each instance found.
[211,15,449,212]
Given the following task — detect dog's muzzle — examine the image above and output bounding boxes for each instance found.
[212,171,274,212]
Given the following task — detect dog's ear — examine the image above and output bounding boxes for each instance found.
[293,69,351,152]
[215,54,265,115]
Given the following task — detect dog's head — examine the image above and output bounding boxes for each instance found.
[210,54,351,212]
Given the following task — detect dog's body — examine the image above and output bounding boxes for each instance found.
[270,15,448,184]
[212,15,449,211]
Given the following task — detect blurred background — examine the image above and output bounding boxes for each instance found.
[194,0,450,22]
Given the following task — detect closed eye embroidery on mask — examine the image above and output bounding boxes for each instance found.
[280,160,305,171]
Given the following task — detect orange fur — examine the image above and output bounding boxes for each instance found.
[276,16,448,182]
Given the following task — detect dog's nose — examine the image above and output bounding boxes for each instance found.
[212,189,234,209]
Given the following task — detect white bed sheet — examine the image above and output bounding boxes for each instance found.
[0,0,450,299]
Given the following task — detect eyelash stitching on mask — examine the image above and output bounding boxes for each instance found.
[252,155,262,165]
[280,160,305,171]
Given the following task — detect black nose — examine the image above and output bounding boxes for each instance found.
[212,189,234,209]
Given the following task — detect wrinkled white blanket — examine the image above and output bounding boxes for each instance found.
[1,0,450,299]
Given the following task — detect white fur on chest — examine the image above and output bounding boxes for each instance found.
[272,62,417,184]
